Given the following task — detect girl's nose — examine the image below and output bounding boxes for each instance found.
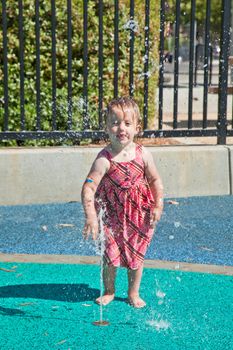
[119,121,125,130]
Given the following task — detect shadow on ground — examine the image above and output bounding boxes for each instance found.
[0,283,99,302]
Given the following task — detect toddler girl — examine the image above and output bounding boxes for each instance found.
[82,96,163,308]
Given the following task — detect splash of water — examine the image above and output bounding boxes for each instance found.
[42,95,101,134]
[92,208,109,326]
[98,208,105,322]
[146,319,171,331]
[156,290,166,299]
[155,280,166,305]
[138,70,152,80]
[123,19,139,33]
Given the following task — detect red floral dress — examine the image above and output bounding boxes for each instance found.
[95,144,155,270]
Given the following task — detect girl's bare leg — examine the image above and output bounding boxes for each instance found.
[127,264,146,308]
[96,265,117,305]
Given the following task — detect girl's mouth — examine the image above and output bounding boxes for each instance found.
[117,134,127,140]
[117,137,127,142]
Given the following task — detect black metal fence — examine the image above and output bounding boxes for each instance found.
[0,0,232,144]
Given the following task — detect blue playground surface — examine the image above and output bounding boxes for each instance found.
[0,195,232,265]
[0,196,233,349]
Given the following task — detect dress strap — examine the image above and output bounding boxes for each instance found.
[96,148,112,161]
[135,143,143,159]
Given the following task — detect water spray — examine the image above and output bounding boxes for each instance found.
[92,208,110,326]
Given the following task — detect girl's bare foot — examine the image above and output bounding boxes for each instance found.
[128,294,146,308]
[95,294,114,306]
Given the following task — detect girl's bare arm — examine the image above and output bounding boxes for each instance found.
[142,147,164,224]
[81,156,109,239]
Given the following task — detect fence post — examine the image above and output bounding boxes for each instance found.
[217,0,231,145]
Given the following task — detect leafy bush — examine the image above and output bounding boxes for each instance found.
[0,0,159,145]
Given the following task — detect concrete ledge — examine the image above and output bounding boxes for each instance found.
[1,253,233,275]
[151,145,230,197]
[0,145,231,205]
[228,146,233,194]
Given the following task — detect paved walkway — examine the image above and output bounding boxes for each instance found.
[161,61,233,146]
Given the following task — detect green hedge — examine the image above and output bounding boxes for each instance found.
[0,0,159,145]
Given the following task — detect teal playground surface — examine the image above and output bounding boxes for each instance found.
[0,196,233,349]
[0,263,232,350]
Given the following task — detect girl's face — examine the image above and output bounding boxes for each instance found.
[106,105,139,148]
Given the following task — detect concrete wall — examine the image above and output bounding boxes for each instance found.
[0,145,232,205]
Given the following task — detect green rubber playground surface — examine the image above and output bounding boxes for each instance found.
[0,262,232,350]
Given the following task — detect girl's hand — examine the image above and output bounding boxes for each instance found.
[150,207,162,227]
[83,216,99,240]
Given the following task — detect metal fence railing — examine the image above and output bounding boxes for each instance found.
[0,0,232,144]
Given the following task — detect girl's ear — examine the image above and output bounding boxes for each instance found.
[136,122,143,137]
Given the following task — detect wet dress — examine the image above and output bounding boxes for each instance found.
[95,143,155,270]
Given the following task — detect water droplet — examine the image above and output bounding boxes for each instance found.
[174,221,181,228]
[156,290,166,298]
[123,20,139,33]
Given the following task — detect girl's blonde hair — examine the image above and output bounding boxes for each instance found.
[106,96,141,126]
